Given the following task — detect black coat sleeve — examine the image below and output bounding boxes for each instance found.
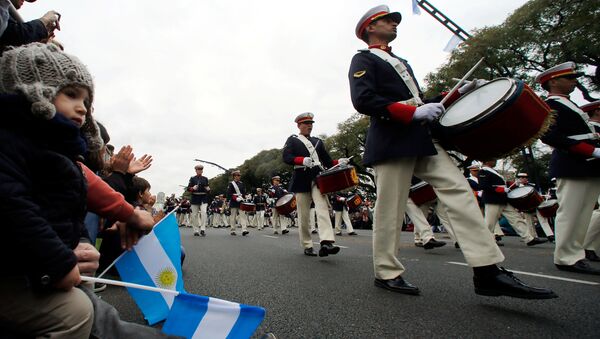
[0,18,48,47]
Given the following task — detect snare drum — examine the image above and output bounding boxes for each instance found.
[409,181,437,206]
[275,194,296,215]
[436,78,552,160]
[316,165,359,194]
[537,199,559,218]
[507,186,543,211]
[240,202,256,213]
[346,194,363,210]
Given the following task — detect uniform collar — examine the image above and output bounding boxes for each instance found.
[369,44,392,53]
[548,93,570,99]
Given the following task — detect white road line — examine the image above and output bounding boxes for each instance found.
[313,242,349,249]
[263,235,279,239]
[447,261,599,286]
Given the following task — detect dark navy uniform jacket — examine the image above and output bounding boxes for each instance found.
[282,134,334,193]
[349,50,437,166]
[253,193,268,211]
[188,175,209,205]
[331,193,348,212]
[226,181,246,208]
[541,97,600,178]
[479,167,508,205]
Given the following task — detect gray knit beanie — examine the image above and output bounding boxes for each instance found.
[0,42,102,151]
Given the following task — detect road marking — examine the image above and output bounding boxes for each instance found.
[313,242,348,249]
[447,261,600,285]
[263,235,279,239]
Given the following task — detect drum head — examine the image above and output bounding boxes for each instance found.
[507,186,533,198]
[440,78,517,127]
[276,194,293,207]
[538,199,558,208]
[410,181,428,190]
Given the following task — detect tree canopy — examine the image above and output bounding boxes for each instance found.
[424,0,599,101]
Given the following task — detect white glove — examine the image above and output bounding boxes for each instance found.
[458,79,488,94]
[412,103,445,122]
[338,158,350,166]
[339,197,346,202]
[236,196,243,202]
[302,158,315,167]
[593,148,600,158]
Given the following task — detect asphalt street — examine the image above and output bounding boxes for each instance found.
[101,226,600,338]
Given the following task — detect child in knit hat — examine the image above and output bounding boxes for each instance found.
[0,43,176,338]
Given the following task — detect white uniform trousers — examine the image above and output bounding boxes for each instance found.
[372,143,504,280]
[271,209,287,233]
[484,204,533,242]
[229,208,248,233]
[255,210,265,230]
[309,207,317,232]
[584,197,600,252]
[191,203,208,233]
[296,183,335,249]
[555,178,600,265]
[334,208,355,234]
[406,198,434,244]
[433,200,457,242]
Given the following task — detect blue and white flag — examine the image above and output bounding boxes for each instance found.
[443,34,463,52]
[162,293,266,339]
[115,213,185,325]
[412,0,421,15]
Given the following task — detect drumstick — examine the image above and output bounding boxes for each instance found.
[328,156,354,171]
[440,57,485,105]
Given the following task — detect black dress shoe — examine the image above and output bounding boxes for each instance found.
[527,237,548,246]
[423,238,446,250]
[556,259,600,275]
[200,230,205,236]
[311,230,318,234]
[282,229,289,234]
[547,235,555,243]
[319,242,340,257]
[335,232,342,236]
[348,232,357,236]
[495,235,503,241]
[474,267,558,299]
[304,248,317,256]
[454,242,460,249]
[242,231,249,236]
[414,242,424,247]
[496,240,505,247]
[193,232,200,236]
[585,250,600,262]
[374,276,420,295]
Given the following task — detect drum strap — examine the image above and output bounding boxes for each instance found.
[368,48,424,106]
[296,134,322,169]
[231,181,242,196]
[548,95,596,137]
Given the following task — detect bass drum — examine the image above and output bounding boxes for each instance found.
[537,199,559,218]
[436,78,552,160]
[275,194,296,215]
[409,181,437,206]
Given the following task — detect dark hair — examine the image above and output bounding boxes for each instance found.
[132,176,151,202]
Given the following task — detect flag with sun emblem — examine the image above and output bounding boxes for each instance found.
[115,212,185,325]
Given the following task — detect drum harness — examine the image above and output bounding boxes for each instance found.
[548,95,599,142]
[294,134,325,171]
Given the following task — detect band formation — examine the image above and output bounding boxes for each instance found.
[1,1,599,338]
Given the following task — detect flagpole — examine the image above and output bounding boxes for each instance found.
[96,208,180,279]
[81,276,180,296]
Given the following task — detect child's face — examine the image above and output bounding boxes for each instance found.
[53,86,91,128]
[140,188,153,205]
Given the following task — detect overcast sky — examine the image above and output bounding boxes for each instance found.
[20,0,572,195]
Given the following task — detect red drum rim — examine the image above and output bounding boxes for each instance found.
[438,78,522,132]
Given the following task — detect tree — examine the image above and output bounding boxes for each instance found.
[424,0,599,101]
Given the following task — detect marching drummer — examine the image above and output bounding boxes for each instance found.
[268,175,290,235]
[538,62,600,274]
[581,101,600,261]
[331,192,358,236]
[226,170,250,236]
[348,4,556,298]
[515,173,555,243]
[479,161,547,247]
[282,112,346,257]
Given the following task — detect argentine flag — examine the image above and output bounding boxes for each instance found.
[161,293,266,339]
[115,212,185,325]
